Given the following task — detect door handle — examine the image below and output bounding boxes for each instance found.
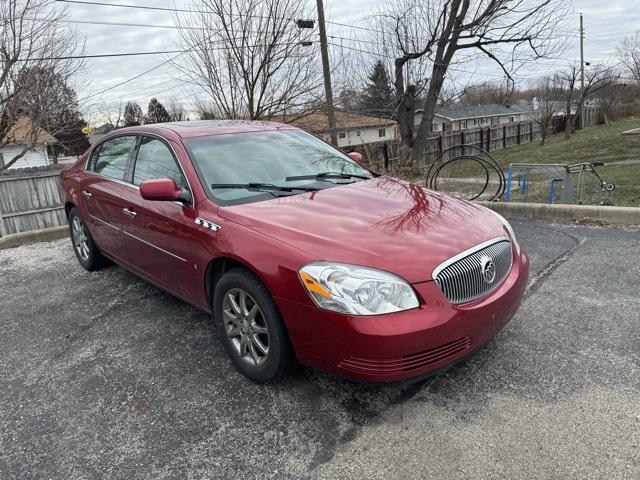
[122,208,137,217]
[81,190,92,199]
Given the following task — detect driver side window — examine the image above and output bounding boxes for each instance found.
[133,137,187,189]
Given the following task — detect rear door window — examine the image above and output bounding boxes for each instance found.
[92,136,136,180]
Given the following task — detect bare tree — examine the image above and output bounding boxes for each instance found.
[552,66,579,138]
[192,97,218,120]
[527,77,561,146]
[166,97,187,122]
[98,101,124,130]
[459,81,515,106]
[617,32,640,86]
[374,0,568,164]
[0,0,84,169]
[553,64,619,138]
[173,0,322,120]
[18,67,90,161]
[598,82,637,123]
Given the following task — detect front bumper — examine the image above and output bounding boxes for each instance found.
[277,247,529,383]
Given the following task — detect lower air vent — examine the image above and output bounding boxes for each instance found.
[338,337,472,376]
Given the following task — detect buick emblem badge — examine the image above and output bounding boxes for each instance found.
[480,256,496,284]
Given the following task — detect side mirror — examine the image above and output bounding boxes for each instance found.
[348,151,364,165]
[140,178,190,203]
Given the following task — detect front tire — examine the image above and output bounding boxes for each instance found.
[68,207,108,271]
[213,268,296,383]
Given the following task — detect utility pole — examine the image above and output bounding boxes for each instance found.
[579,13,585,130]
[316,0,337,145]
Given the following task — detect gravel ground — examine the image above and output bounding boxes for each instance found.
[0,219,638,479]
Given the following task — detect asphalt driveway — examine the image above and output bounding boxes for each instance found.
[0,219,638,479]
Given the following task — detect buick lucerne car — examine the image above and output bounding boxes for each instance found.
[60,120,529,383]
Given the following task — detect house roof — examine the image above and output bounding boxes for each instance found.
[418,103,531,121]
[5,117,57,145]
[93,123,116,135]
[284,110,396,133]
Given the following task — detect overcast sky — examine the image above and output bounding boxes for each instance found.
[65,0,639,122]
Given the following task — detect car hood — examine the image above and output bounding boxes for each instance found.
[219,177,507,283]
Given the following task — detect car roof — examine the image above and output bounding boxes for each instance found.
[115,120,297,139]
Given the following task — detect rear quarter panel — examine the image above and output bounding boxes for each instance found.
[60,155,89,215]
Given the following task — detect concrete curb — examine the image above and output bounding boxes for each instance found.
[0,226,68,250]
[478,201,640,226]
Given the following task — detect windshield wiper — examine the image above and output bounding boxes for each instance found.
[210,182,321,192]
[285,171,372,182]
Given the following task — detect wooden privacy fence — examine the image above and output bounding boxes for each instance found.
[0,165,67,237]
[428,121,540,161]
[354,121,543,168]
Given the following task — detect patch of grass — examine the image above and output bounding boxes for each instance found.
[596,164,640,207]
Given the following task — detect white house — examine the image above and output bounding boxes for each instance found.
[415,103,532,133]
[286,110,398,148]
[0,117,56,169]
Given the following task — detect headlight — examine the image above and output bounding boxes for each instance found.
[298,262,420,315]
[489,209,517,243]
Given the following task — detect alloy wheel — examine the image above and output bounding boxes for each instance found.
[222,288,270,366]
[71,216,90,261]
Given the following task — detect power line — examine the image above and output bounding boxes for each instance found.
[58,18,317,32]
[77,38,314,102]
[56,0,386,35]
[56,18,204,30]
[79,53,183,102]
[86,79,191,110]
[29,50,184,61]
[25,38,314,61]
[54,0,305,21]
[53,0,238,15]
[328,42,557,80]
[325,20,379,34]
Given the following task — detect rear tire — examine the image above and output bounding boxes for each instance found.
[68,207,108,271]
[213,268,296,383]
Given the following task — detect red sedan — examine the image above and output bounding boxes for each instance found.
[60,121,529,383]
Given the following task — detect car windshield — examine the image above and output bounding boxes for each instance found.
[183,129,374,205]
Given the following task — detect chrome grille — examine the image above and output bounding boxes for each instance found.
[433,238,512,304]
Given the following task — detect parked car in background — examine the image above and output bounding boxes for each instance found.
[60,120,529,383]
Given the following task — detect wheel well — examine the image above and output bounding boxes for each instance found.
[64,201,75,218]
[205,257,247,308]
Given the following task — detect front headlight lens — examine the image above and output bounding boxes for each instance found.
[489,209,517,243]
[299,263,420,315]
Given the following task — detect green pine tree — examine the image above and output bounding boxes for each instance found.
[146,98,171,124]
[360,61,395,118]
[123,102,144,127]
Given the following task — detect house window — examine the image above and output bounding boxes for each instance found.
[356,130,361,136]
[339,132,346,139]
[473,119,477,126]
[509,116,515,123]
[378,128,386,138]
